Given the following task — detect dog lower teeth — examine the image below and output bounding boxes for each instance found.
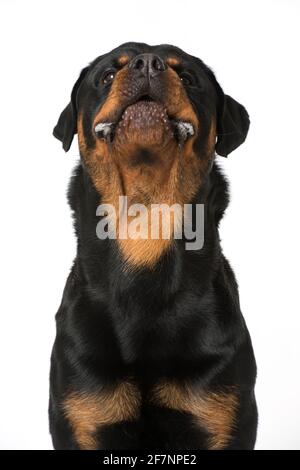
[94,120,194,144]
[173,121,195,142]
[94,122,114,140]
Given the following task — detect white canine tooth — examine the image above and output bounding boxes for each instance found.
[94,122,114,137]
[176,121,195,141]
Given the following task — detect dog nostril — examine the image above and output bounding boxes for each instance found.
[149,55,166,77]
[130,54,166,77]
[152,57,165,72]
[134,58,146,71]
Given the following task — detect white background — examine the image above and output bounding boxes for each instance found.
[0,0,299,450]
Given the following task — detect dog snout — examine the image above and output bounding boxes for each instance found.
[129,53,166,79]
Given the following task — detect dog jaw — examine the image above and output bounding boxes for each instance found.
[94,103,195,148]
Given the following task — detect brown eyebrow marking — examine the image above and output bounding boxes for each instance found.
[63,381,141,449]
[166,57,181,67]
[151,382,238,450]
[117,55,130,66]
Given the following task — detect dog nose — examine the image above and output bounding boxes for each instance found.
[129,53,166,78]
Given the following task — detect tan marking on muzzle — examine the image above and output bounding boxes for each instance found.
[93,67,131,124]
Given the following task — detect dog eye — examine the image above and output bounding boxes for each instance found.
[179,72,193,86]
[102,69,116,85]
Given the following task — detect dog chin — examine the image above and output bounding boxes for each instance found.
[114,126,175,149]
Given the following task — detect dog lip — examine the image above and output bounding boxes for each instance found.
[135,94,155,103]
[93,92,195,143]
[94,91,161,131]
[93,93,162,140]
[115,92,161,122]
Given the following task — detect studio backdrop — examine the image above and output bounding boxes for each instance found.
[0,0,299,450]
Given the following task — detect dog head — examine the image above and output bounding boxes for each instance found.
[53,43,249,268]
[54,43,249,203]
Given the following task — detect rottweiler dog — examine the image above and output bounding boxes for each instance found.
[49,42,257,450]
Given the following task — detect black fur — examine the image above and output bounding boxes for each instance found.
[49,42,257,450]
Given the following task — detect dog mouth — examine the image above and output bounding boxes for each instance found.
[94,95,195,145]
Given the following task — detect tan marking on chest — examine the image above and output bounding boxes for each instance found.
[151,382,238,450]
[63,381,141,450]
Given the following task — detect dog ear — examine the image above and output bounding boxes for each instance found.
[53,67,89,152]
[215,95,250,157]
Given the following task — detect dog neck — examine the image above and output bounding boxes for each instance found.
[68,162,228,303]
[78,116,216,270]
